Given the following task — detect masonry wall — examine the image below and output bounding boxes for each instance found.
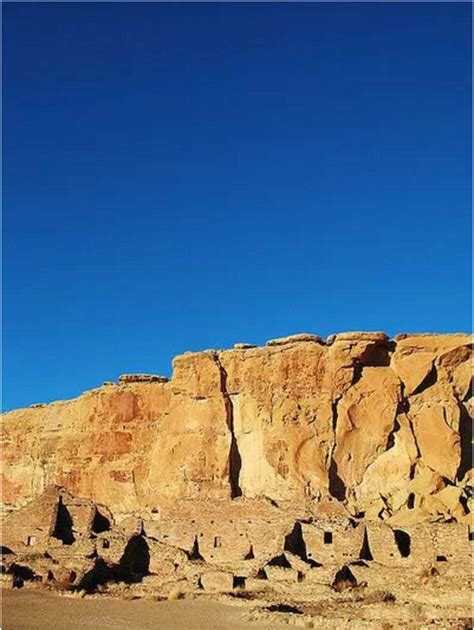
[302,519,364,565]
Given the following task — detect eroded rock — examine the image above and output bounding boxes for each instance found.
[1,332,471,523]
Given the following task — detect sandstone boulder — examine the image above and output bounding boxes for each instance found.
[266,333,324,346]
[200,570,234,592]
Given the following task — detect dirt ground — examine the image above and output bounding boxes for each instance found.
[2,556,473,630]
[0,589,288,630]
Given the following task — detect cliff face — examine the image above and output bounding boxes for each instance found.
[2,332,472,522]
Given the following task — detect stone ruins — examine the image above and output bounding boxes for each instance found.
[1,331,472,621]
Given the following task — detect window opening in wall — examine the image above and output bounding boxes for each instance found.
[394,529,411,557]
[26,536,36,547]
[214,536,221,548]
[256,568,267,580]
[244,545,255,560]
[91,508,111,534]
[233,576,246,589]
[359,529,373,561]
[436,555,447,562]
[324,531,333,544]
[188,536,204,562]
[469,530,474,542]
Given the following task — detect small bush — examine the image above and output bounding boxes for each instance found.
[332,566,358,592]
[333,578,355,593]
[419,565,439,579]
[167,588,185,600]
[54,578,75,592]
[363,590,396,604]
[266,604,302,614]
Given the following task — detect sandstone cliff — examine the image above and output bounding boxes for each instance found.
[2,332,472,523]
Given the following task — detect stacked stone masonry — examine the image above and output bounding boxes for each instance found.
[1,331,472,597]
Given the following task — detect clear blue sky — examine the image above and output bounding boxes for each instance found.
[3,3,471,411]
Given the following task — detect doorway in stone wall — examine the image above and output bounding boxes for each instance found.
[51,498,75,545]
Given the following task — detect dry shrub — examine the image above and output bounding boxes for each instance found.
[419,565,439,580]
[122,591,140,601]
[59,589,86,599]
[332,566,358,592]
[168,587,185,600]
[53,578,75,592]
[363,590,396,604]
[333,579,355,593]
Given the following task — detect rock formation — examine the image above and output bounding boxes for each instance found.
[1,332,472,626]
[2,332,472,523]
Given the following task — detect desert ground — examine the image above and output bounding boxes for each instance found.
[2,572,472,630]
[1,589,289,630]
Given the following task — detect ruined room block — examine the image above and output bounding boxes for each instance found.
[154,503,289,566]
[95,532,129,565]
[200,570,234,592]
[2,486,61,551]
[396,522,470,569]
[197,520,283,564]
[193,526,252,564]
[301,518,364,565]
[147,539,188,576]
[364,522,413,565]
[118,515,143,538]
[302,565,336,585]
[265,566,299,582]
[151,519,197,555]
[61,497,96,538]
[430,523,470,568]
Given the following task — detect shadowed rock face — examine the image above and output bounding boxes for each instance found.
[2,332,472,523]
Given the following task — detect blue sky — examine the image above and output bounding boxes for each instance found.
[3,3,471,410]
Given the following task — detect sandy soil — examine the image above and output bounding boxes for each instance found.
[1,589,288,630]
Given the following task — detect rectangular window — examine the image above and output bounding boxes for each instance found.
[214,536,221,548]
[324,531,333,544]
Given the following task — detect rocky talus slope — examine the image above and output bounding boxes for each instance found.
[2,332,472,522]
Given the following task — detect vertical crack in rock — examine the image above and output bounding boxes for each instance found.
[398,382,421,461]
[213,353,242,499]
[351,361,364,385]
[328,396,346,501]
[411,364,438,396]
[406,414,422,461]
[385,418,401,450]
[456,402,472,482]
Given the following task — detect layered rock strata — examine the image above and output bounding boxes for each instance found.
[2,332,472,523]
